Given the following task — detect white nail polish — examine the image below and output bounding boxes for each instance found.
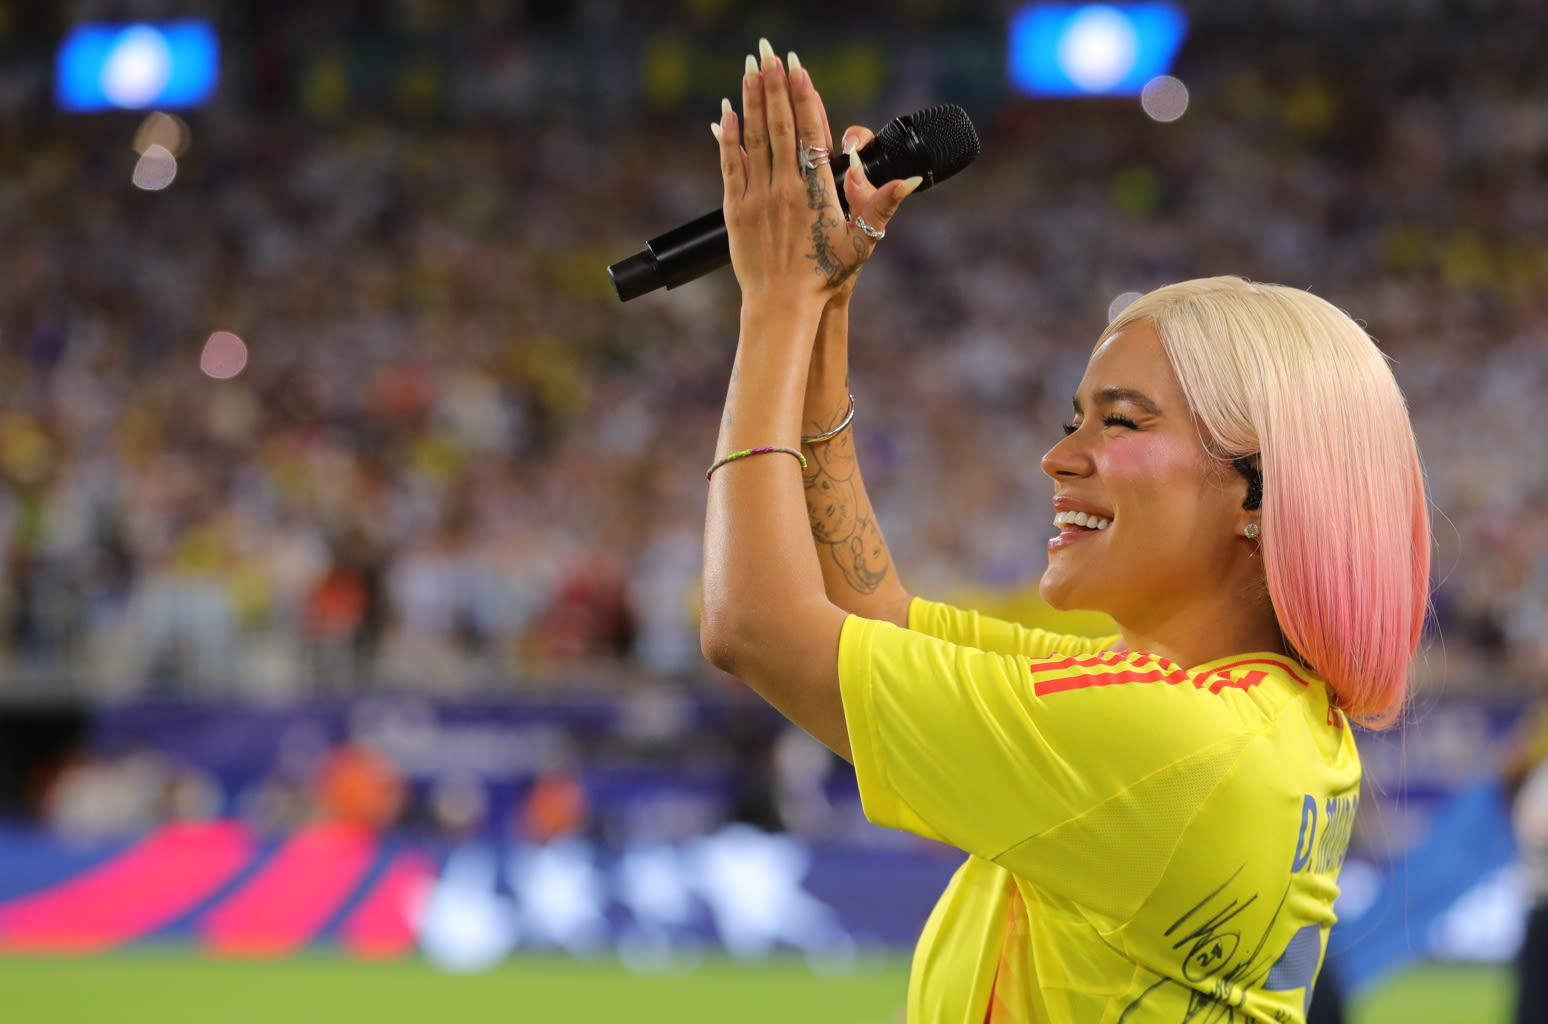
[758,38,775,64]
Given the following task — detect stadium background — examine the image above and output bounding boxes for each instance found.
[0,1,1544,1020]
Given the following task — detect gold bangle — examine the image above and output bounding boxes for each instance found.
[801,392,855,445]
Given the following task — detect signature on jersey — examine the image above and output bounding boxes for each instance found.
[1118,865,1305,1024]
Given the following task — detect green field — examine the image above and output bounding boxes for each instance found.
[0,954,1512,1023]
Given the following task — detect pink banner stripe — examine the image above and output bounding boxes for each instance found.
[340,851,435,959]
[200,822,378,957]
[0,821,254,953]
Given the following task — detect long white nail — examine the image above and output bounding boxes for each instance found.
[710,123,722,141]
[898,175,924,198]
[721,97,733,120]
[745,54,757,75]
[787,51,802,76]
[758,38,775,64]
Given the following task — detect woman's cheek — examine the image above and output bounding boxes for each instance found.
[1101,432,1205,498]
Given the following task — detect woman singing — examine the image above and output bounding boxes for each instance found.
[699,39,1430,1024]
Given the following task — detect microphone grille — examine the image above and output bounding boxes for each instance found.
[905,103,981,182]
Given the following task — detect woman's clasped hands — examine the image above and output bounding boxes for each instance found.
[714,38,922,310]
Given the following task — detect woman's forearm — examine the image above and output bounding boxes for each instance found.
[801,301,912,628]
[701,303,851,758]
[700,42,911,760]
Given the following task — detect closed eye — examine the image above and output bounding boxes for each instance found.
[1062,414,1139,437]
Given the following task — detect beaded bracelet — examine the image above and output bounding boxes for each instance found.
[801,392,856,445]
[705,446,808,481]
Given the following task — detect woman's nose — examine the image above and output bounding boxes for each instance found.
[1040,430,1092,481]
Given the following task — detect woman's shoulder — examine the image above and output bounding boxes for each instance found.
[906,595,1119,659]
[1023,649,1333,741]
[1026,649,1317,694]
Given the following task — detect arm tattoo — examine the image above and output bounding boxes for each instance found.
[801,406,894,595]
[719,355,740,435]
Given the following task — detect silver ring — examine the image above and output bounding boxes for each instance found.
[854,215,885,240]
[798,141,831,172]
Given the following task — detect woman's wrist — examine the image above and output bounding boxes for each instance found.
[813,295,850,352]
[821,290,853,317]
[818,299,849,333]
[735,303,824,391]
[807,299,850,408]
[741,293,827,325]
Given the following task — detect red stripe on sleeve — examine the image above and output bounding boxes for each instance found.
[1206,658,1314,688]
[1208,669,1269,694]
[1031,654,1300,699]
[1032,651,1135,673]
[1033,668,1190,697]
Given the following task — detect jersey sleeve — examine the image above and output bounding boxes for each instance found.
[839,614,1264,915]
[907,596,1120,659]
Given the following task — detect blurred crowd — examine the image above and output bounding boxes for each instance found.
[1,25,1546,701]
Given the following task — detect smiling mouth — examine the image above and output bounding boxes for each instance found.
[1052,510,1113,532]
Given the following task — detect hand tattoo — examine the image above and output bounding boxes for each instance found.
[804,165,828,211]
[802,166,862,290]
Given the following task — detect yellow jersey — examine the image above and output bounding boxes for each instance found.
[838,598,1360,1024]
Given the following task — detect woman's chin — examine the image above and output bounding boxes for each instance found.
[1039,571,1077,610]
[1040,570,1107,615]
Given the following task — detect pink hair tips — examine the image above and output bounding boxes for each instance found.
[1107,277,1430,728]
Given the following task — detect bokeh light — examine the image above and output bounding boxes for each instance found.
[1057,6,1138,93]
[1108,290,1144,322]
[133,110,191,155]
[100,25,173,109]
[1140,74,1190,121]
[200,331,249,379]
[131,144,177,190]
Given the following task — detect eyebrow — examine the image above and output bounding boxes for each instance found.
[1072,387,1165,418]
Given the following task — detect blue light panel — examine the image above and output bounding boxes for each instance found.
[56,21,219,112]
[1009,3,1187,98]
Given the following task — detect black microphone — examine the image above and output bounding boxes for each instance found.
[608,103,980,302]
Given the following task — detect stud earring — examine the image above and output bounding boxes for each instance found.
[1244,523,1260,540]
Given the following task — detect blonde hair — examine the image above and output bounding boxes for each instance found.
[1104,277,1430,729]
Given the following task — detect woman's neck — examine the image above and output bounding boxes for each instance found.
[1117,604,1288,671]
